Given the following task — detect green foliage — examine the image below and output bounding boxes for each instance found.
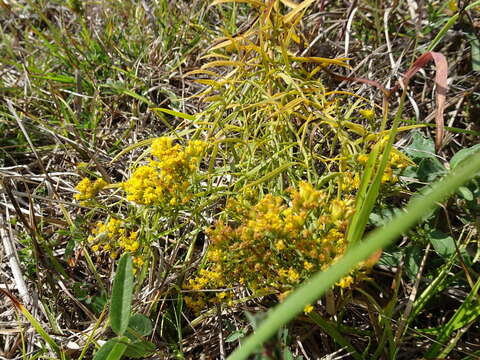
[110,254,134,336]
[228,141,480,360]
[3,1,480,359]
[93,337,129,360]
[93,253,155,359]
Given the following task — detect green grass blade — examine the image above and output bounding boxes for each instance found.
[150,107,197,121]
[19,303,64,358]
[227,150,480,360]
[425,275,480,358]
[0,289,64,358]
[347,90,407,244]
[308,313,362,360]
[427,0,480,51]
[110,253,134,336]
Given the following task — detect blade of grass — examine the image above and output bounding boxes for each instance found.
[347,89,408,245]
[308,312,362,360]
[427,0,480,52]
[0,289,64,359]
[425,275,480,358]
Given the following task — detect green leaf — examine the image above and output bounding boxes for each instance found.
[225,330,247,343]
[308,312,362,360]
[456,186,474,201]
[426,276,480,357]
[126,313,153,340]
[417,157,446,182]
[450,144,480,174]
[405,245,422,280]
[150,107,197,121]
[369,208,402,227]
[378,251,402,268]
[123,340,156,358]
[93,337,130,360]
[110,253,134,336]
[118,88,154,106]
[404,131,436,160]
[282,347,294,360]
[468,33,480,71]
[428,230,456,258]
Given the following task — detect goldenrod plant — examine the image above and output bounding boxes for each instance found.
[3,0,480,358]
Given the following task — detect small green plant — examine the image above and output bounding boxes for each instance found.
[93,253,155,360]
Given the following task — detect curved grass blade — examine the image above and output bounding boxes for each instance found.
[425,276,480,358]
[308,312,362,360]
[0,289,63,358]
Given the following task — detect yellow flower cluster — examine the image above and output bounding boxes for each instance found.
[74,178,108,201]
[357,148,411,184]
[184,182,356,313]
[359,108,375,121]
[123,137,207,206]
[87,218,143,268]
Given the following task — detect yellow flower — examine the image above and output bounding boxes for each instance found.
[151,137,174,158]
[287,268,300,283]
[133,256,144,267]
[123,138,207,206]
[359,108,375,120]
[275,239,286,251]
[303,261,314,271]
[304,304,314,314]
[337,275,354,288]
[74,177,108,200]
[357,154,369,164]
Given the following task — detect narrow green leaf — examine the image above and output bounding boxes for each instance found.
[0,289,64,358]
[240,162,302,190]
[308,313,362,360]
[470,35,480,71]
[110,253,134,336]
[150,107,197,121]
[450,144,480,171]
[19,303,63,357]
[426,276,480,357]
[347,90,407,245]
[225,330,247,343]
[427,0,480,51]
[118,89,154,106]
[457,186,474,201]
[408,262,454,325]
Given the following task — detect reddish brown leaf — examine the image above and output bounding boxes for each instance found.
[392,52,448,152]
[325,52,448,152]
[0,288,22,309]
